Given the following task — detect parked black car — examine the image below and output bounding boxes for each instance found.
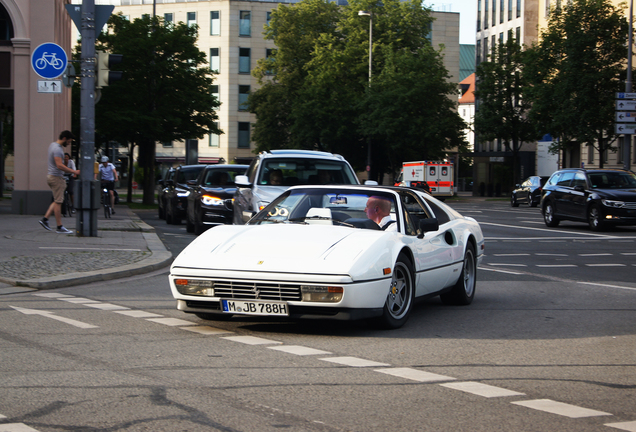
[164,165,206,225]
[511,176,549,207]
[541,168,636,231]
[157,167,175,220]
[185,164,249,234]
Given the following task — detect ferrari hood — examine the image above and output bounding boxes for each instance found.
[172,224,389,275]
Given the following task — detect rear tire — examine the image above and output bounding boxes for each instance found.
[511,194,519,207]
[543,202,560,227]
[440,243,476,305]
[588,204,607,232]
[377,254,415,329]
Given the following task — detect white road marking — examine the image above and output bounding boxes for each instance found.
[221,335,282,345]
[479,221,611,237]
[10,306,98,329]
[488,263,527,267]
[440,381,525,398]
[32,293,73,298]
[579,253,613,256]
[605,421,636,431]
[0,424,41,432]
[59,297,101,304]
[84,303,130,311]
[478,266,523,275]
[39,246,142,251]
[535,253,568,256]
[578,281,636,292]
[320,356,390,367]
[586,264,626,267]
[268,345,332,356]
[146,317,196,326]
[375,367,454,382]
[511,399,612,418]
[536,264,578,268]
[114,310,163,318]
[181,325,233,335]
[621,252,636,255]
[492,253,530,257]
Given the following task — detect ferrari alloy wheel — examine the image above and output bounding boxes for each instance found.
[440,243,476,306]
[379,254,414,329]
[543,202,560,227]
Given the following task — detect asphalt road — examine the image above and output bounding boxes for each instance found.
[0,201,634,432]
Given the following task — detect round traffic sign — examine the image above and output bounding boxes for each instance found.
[31,43,68,79]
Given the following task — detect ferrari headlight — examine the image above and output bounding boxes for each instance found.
[258,201,270,211]
[602,199,625,208]
[301,285,343,302]
[174,278,215,296]
[201,195,223,206]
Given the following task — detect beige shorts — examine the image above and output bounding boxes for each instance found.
[47,175,66,204]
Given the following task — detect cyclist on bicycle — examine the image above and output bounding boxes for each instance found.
[95,156,119,214]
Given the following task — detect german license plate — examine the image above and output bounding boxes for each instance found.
[221,299,289,316]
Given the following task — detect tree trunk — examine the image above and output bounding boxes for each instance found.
[598,133,604,169]
[138,137,156,206]
[126,142,135,203]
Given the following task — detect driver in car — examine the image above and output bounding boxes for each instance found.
[365,196,396,231]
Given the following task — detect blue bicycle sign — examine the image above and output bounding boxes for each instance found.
[31,43,68,79]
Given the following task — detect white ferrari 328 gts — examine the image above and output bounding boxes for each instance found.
[169,185,485,329]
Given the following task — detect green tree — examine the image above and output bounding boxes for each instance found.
[250,0,464,180]
[475,37,537,184]
[524,0,628,168]
[96,14,221,204]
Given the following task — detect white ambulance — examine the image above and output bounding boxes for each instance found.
[400,161,454,198]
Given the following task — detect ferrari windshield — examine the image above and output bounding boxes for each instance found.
[249,188,397,230]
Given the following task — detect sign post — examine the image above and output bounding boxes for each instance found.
[616,91,635,169]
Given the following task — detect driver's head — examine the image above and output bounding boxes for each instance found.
[364,196,391,224]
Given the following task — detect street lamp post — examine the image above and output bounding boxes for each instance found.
[358,10,373,178]
[625,0,633,171]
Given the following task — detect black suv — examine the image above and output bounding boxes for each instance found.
[164,165,206,225]
[541,168,636,231]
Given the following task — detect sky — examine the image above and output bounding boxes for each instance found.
[425,1,477,45]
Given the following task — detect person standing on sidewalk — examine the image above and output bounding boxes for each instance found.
[95,156,118,214]
[39,130,80,234]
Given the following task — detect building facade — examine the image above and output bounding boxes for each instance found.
[1,0,74,214]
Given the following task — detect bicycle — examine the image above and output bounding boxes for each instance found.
[35,52,64,70]
[101,185,112,218]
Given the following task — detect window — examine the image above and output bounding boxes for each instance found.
[545,0,550,17]
[500,0,504,23]
[516,27,520,41]
[476,40,482,64]
[516,0,521,18]
[477,0,482,30]
[211,85,219,104]
[265,49,275,74]
[491,35,496,56]
[572,172,587,188]
[210,11,220,36]
[267,11,272,27]
[239,85,250,111]
[509,0,513,20]
[187,12,196,27]
[588,144,594,164]
[483,38,489,61]
[142,14,150,20]
[484,0,489,28]
[239,48,251,74]
[492,0,496,27]
[209,122,220,148]
[210,48,220,73]
[239,11,251,36]
[556,172,574,187]
[499,32,504,44]
[238,122,251,148]
[162,141,173,148]
[164,13,173,24]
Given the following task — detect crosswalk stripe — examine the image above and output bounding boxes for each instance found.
[511,399,612,418]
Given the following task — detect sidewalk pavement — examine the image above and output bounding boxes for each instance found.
[0,199,172,294]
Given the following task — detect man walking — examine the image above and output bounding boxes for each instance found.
[39,130,80,234]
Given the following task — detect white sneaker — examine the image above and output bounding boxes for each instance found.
[56,226,73,234]
[39,218,52,231]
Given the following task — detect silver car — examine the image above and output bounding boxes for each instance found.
[233,150,361,224]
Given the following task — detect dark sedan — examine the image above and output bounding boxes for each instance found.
[186,164,249,234]
[165,165,206,225]
[541,168,636,231]
[511,176,549,207]
[157,167,175,220]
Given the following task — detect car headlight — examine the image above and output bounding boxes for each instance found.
[257,201,270,211]
[301,285,343,302]
[177,191,190,198]
[201,195,223,206]
[174,278,215,296]
[602,199,625,208]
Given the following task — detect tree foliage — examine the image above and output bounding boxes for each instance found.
[523,0,628,168]
[475,37,537,184]
[96,14,221,204]
[249,0,466,180]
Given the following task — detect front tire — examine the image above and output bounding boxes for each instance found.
[543,202,560,227]
[377,254,415,329]
[511,194,519,207]
[440,243,476,305]
[588,204,607,232]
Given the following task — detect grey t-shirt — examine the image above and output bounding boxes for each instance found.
[47,142,65,177]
